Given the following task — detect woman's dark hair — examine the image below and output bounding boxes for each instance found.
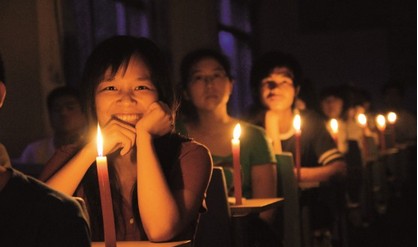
[80,35,175,127]
[178,48,232,122]
[78,35,178,240]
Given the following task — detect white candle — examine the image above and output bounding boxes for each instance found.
[231,123,242,205]
[96,124,117,247]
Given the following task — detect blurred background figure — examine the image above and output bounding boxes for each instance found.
[319,86,348,153]
[0,53,91,247]
[18,86,87,165]
[381,82,416,144]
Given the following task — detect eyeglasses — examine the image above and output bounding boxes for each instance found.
[190,72,228,84]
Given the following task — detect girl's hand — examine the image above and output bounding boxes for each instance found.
[136,101,173,137]
[101,118,137,156]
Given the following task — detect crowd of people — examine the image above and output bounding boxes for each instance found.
[1,35,416,246]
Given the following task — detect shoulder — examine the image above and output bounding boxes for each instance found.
[240,121,267,136]
[180,140,211,162]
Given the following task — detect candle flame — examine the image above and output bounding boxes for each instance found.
[293,114,301,133]
[357,113,367,127]
[387,112,397,124]
[330,118,338,134]
[376,114,386,131]
[233,123,241,140]
[97,123,104,157]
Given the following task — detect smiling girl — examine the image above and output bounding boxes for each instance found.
[43,36,212,242]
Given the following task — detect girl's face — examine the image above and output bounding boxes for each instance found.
[95,56,158,126]
[259,67,297,111]
[185,58,232,112]
[321,96,344,119]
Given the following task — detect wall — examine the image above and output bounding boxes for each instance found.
[0,0,64,158]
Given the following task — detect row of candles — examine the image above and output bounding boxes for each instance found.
[329,111,397,151]
[95,111,397,245]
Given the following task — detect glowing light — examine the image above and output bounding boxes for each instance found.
[376,114,386,131]
[233,123,241,140]
[97,124,104,157]
[293,114,301,133]
[357,114,367,127]
[330,118,339,134]
[387,112,397,124]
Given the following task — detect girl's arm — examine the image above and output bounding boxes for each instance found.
[135,102,212,242]
[46,121,137,196]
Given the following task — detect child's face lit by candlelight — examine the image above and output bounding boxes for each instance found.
[185,58,232,112]
[95,56,159,127]
[259,67,296,112]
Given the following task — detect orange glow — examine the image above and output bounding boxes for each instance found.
[387,112,397,124]
[293,114,301,133]
[233,123,241,141]
[330,118,339,134]
[357,113,367,127]
[97,123,104,157]
[376,114,386,131]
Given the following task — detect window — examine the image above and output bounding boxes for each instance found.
[218,0,253,117]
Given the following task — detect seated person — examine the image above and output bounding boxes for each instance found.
[246,51,346,245]
[0,53,90,247]
[18,86,87,165]
[177,48,278,246]
[319,86,348,153]
[42,36,212,242]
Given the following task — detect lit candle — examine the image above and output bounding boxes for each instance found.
[376,114,386,151]
[357,113,368,160]
[293,114,301,182]
[231,123,243,205]
[96,124,117,247]
[387,112,397,146]
[329,118,339,145]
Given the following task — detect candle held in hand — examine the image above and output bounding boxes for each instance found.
[96,124,117,247]
[329,118,339,145]
[387,112,397,146]
[357,113,369,160]
[376,114,386,151]
[293,114,301,182]
[232,123,243,205]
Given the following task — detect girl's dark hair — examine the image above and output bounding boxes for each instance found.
[178,48,232,122]
[78,35,178,240]
[80,35,176,128]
